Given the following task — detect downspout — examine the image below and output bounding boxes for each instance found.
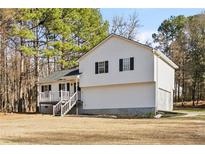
[155,55,159,114]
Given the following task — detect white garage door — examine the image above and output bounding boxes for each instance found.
[158,88,171,111]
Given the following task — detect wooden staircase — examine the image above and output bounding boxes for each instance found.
[53,92,78,116]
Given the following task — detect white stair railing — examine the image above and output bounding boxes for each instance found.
[53,100,63,116]
[61,92,78,116]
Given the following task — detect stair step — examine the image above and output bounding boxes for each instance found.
[54,92,78,116]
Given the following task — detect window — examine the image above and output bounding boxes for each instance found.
[122,58,130,71]
[95,61,108,74]
[67,83,70,91]
[59,83,66,91]
[41,85,51,98]
[119,57,134,72]
[59,83,66,97]
[41,85,51,92]
[98,61,105,73]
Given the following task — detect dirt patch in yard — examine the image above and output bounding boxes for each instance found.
[0,113,205,144]
[174,101,205,109]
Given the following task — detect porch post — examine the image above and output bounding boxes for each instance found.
[61,90,62,100]
[49,91,51,102]
[76,77,78,100]
[37,84,40,112]
[39,92,41,103]
[76,75,80,115]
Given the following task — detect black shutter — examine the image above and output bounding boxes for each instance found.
[67,83,70,91]
[41,86,44,92]
[130,57,134,70]
[95,62,98,74]
[74,83,76,92]
[77,82,81,91]
[105,61,108,73]
[119,59,123,72]
[49,85,51,91]
[59,84,61,97]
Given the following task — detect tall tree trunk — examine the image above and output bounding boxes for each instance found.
[0,28,7,112]
[18,51,24,112]
[177,79,181,102]
[34,25,40,113]
[181,57,185,106]
[192,79,196,107]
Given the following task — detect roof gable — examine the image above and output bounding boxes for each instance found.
[78,34,153,62]
[78,34,178,69]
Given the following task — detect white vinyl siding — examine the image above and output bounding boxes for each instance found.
[155,56,175,111]
[81,83,155,109]
[80,36,154,87]
[157,88,172,111]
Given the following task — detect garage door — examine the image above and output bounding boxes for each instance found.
[158,88,171,111]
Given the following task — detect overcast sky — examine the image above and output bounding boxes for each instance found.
[100,8,204,43]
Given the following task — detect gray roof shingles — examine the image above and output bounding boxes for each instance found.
[39,68,79,83]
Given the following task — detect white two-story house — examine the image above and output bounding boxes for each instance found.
[38,34,178,116]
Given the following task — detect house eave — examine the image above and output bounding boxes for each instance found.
[37,79,69,85]
[153,50,179,69]
[38,75,78,85]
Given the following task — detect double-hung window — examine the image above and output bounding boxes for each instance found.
[95,61,109,74]
[41,85,51,92]
[59,83,66,97]
[41,85,51,98]
[119,57,134,72]
[122,58,130,71]
[98,61,105,73]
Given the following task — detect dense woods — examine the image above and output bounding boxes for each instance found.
[0,9,204,113]
[153,13,205,106]
[0,8,108,112]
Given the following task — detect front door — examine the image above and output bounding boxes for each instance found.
[59,83,66,99]
[69,82,75,96]
[68,81,80,97]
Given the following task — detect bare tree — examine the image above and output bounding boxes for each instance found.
[111,12,140,40]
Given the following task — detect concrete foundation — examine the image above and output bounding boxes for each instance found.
[80,107,155,116]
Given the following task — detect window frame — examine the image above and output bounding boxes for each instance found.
[119,57,134,72]
[95,61,108,74]
[41,85,51,92]
[59,83,66,91]
[122,58,131,71]
[98,61,106,74]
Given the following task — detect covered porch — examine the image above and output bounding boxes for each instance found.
[38,68,81,104]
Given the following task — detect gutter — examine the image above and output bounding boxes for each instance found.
[153,50,179,69]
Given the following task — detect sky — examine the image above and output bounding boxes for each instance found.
[100,8,204,43]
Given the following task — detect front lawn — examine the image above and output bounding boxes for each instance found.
[0,113,205,144]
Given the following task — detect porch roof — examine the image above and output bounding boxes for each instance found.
[38,67,80,84]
